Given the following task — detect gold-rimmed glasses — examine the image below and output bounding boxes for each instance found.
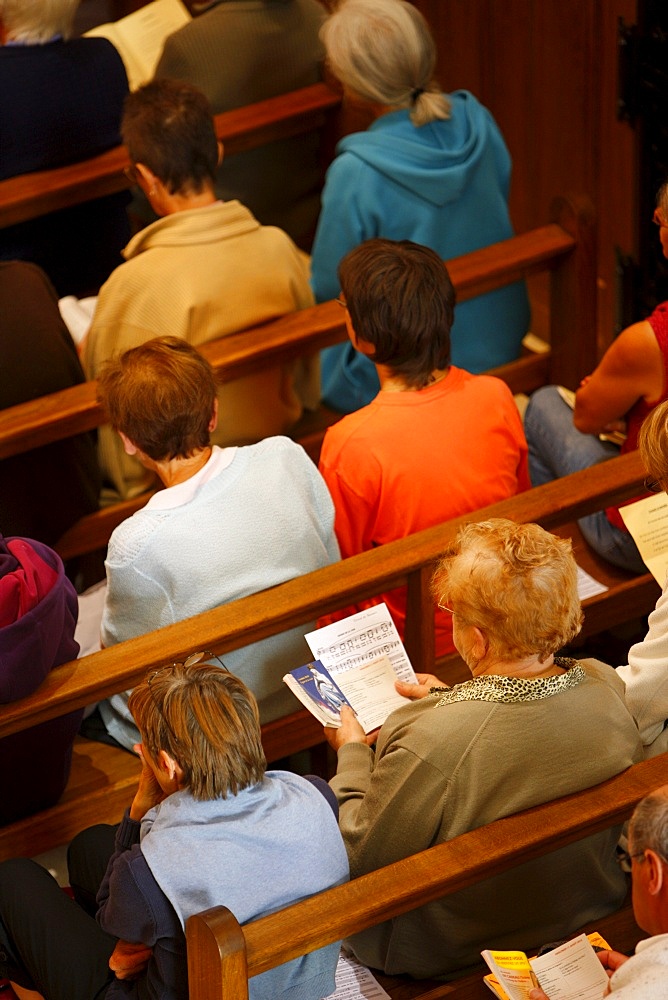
[616,846,646,868]
[123,164,139,185]
[644,476,664,494]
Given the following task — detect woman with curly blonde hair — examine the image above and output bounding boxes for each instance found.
[325,518,643,980]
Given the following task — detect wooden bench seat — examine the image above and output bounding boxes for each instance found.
[0,194,596,574]
[0,450,659,863]
[0,82,342,230]
[370,902,642,999]
[185,753,668,1000]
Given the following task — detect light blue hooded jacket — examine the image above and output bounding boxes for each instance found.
[310,90,530,413]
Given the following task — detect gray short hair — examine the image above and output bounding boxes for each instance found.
[0,0,79,42]
[321,0,450,126]
[629,786,668,859]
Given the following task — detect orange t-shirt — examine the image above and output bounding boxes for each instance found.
[319,367,530,656]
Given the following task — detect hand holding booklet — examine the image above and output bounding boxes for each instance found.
[482,932,611,1000]
[283,604,418,732]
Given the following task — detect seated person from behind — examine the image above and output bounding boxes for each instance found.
[0,662,349,1000]
[0,261,99,550]
[615,399,668,760]
[154,0,326,246]
[524,179,668,574]
[0,0,130,296]
[530,785,668,1000]
[89,337,339,751]
[325,518,643,980]
[318,238,529,656]
[82,78,317,501]
[0,534,82,827]
[310,0,529,413]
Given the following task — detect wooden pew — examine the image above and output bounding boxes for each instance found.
[0,450,660,862]
[0,198,594,461]
[0,82,342,229]
[186,752,668,1000]
[0,195,596,566]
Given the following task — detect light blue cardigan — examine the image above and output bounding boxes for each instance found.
[98,438,340,750]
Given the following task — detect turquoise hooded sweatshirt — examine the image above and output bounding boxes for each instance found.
[311,90,530,413]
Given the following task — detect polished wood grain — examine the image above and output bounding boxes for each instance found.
[185,754,668,999]
[0,203,591,464]
[0,447,654,744]
[0,83,341,229]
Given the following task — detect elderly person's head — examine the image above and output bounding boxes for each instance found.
[627,786,668,935]
[653,178,668,259]
[338,238,454,389]
[97,336,217,463]
[639,399,668,494]
[121,79,219,197]
[321,0,449,126]
[432,519,583,665]
[0,0,78,43]
[128,660,266,801]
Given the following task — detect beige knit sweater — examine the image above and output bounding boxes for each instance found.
[84,200,317,500]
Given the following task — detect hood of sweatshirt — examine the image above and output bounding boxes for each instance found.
[0,536,79,703]
[337,90,497,208]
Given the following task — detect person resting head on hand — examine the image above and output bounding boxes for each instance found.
[324,518,643,980]
[0,659,349,1000]
[530,784,668,1000]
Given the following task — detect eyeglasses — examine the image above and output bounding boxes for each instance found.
[616,846,646,869]
[644,476,664,494]
[437,602,455,615]
[123,164,139,185]
[147,651,228,747]
[336,296,348,309]
[653,208,668,228]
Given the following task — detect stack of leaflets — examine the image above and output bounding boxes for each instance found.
[325,953,390,1000]
[482,932,611,1000]
[283,604,418,733]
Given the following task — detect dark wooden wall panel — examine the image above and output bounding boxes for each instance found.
[415,0,638,351]
[76,0,639,352]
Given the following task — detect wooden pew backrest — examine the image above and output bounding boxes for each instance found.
[185,753,668,1000]
[0,83,342,229]
[0,448,655,746]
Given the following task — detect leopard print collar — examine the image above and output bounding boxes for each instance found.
[429,657,585,707]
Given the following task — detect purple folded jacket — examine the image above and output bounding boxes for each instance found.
[0,535,82,826]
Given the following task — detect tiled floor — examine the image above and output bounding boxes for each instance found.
[32,843,70,887]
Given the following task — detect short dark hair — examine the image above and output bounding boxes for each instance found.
[121,79,218,195]
[97,336,217,461]
[129,662,266,801]
[338,239,455,388]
